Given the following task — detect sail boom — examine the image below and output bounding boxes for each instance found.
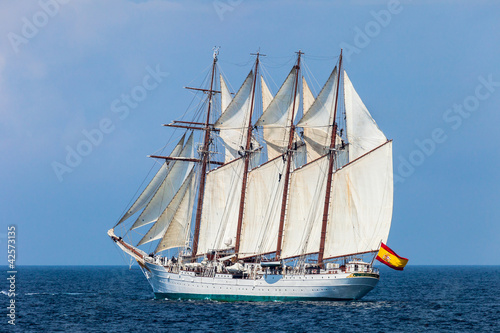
[163,123,220,132]
[238,251,276,260]
[322,250,378,261]
[184,86,224,94]
[172,120,212,126]
[333,140,391,170]
[148,155,224,166]
[281,252,318,261]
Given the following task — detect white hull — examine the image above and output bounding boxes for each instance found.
[143,262,379,301]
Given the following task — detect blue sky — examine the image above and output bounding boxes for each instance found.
[1,0,499,265]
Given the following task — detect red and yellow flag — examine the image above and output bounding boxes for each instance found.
[376,243,408,270]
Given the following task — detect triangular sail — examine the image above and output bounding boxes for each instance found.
[261,76,273,111]
[154,169,197,252]
[297,67,338,161]
[255,68,299,160]
[131,134,195,230]
[302,76,315,114]
[220,75,232,113]
[344,71,387,160]
[196,158,246,255]
[137,168,196,246]
[215,71,254,163]
[116,134,185,226]
[323,141,393,259]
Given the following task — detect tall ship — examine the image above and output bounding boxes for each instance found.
[108,48,394,301]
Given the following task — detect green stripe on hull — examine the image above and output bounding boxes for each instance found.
[154,292,360,302]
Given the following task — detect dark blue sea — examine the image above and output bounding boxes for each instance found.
[2,266,499,332]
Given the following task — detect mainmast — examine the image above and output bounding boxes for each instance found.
[275,50,302,259]
[192,48,219,259]
[234,52,261,257]
[317,49,342,265]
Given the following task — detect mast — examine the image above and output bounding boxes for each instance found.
[317,49,342,265]
[191,48,219,259]
[275,50,302,259]
[234,52,261,256]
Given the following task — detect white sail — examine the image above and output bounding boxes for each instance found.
[137,169,196,246]
[220,75,233,113]
[131,134,195,230]
[155,170,197,252]
[239,157,288,257]
[302,76,315,114]
[261,76,273,111]
[255,68,299,159]
[196,158,246,255]
[215,71,254,163]
[116,134,185,226]
[344,71,387,160]
[297,67,338,161]
[281,156,329,258]
[323,141,393,259]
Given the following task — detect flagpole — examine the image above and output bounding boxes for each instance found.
[370,240,383,266]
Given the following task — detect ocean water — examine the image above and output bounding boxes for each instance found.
[2,265,499,332]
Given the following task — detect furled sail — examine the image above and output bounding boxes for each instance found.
[280,155,329,258]
[220,75,232,113]
[215,71,254,163]
[344,71,387,160]
[137,168,196,246]
[255,68,299,159]
[131,134,195,230]
[116,134,185,226]
[238,157,288,257]
[154,169,197,252]
[196,158,246,255]
[323,141,393,259]
[297,67,338,161]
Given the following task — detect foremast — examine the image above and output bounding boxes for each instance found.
[192,48,219,259]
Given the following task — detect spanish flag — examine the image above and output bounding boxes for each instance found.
[376,243,408,270]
